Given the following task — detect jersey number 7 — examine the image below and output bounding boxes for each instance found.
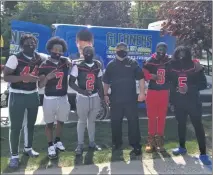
[56,72,64,89]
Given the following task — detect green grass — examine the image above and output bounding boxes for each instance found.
[1,116,212,173]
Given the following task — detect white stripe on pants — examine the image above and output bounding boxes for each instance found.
[76,94,101,145]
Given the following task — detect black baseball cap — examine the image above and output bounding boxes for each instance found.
[116,42,128,50]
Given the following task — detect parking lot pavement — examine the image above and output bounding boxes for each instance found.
[4,155,212,175]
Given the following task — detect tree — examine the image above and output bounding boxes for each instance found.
[158,1,212,57]
[74,1,131,27]
[131,2,161,28]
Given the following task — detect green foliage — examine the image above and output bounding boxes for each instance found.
[130,2,161,28]
[158,1,212,56]
[1,1,132,57]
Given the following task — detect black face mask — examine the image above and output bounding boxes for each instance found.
[116,50,128,59]
[22,45,36,57]
[156,46,167,59]
[50,52,62,60]
[84,55,93,64]
[83,46,94,64]
[156,52,166,59]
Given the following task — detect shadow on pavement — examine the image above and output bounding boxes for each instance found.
[69,149,99,174]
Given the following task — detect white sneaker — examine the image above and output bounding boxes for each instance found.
[48,146,57,159]
[54,141,65,151]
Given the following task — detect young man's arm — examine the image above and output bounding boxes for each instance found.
[38,71,57,88]
[69,65,90,96]
[103,64,112,104]
[196,69,207,91]
[96,70,104,100]
[4,55,38,83]
[134,61,146,102]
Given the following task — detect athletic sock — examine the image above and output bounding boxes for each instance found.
[48,142,53,147]
[54,137,60,144]
[11,154,19,159]
[24,147,32,151]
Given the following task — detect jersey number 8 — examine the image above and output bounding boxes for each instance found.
[156,69,165,85]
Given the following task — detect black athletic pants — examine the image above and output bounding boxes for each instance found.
[110,101,141,149]
[174,95,206,155]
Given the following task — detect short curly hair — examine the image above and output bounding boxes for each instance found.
[173,45,192,60]
[19,34,37,46]
[46,37,68,53]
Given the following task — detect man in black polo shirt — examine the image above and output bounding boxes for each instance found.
[103,42,146,155]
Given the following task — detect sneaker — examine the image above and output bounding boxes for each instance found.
[199,154,212,165]
[112,144,122,150]
[130,147,142,156]
[172,147,187,156]
[9,157,19,169]
[89,143,102,151]
[54,141,65,151]
[48,146,57,159]
[145,135,155,153]
[75,145,84,156]
[155,135,165,152]
[23,148,39,157]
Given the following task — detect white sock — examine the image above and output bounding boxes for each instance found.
[24,147,32,152]
[11,155,19,159]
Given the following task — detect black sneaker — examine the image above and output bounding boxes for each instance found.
[89,143,102,151]
[130,148,142,156]
[112,144,122,150]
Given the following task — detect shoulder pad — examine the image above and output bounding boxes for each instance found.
[144,57,153,64]
[72,58,84,66]
[15,52,22,57]
[192,58,200,63]
[151,53,157,59]
[60,56,69,60]
[94,59,102,69]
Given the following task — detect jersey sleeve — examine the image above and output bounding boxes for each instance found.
[143,57,153,71]
[98,69,103,77]
[133,60,144,80]
[38,62,48,76]
[70,65,78,77]
[103,62,112,84]
[5,55,18,70]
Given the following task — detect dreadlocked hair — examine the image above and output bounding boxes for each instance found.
[19,34,37,46]
[173,45,192,61]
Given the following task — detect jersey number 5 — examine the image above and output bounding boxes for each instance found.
[86,73,95,91]
[178,77,187,88]
[56,72,64,89]
[156,69,165,85]
[20,66,38,83]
